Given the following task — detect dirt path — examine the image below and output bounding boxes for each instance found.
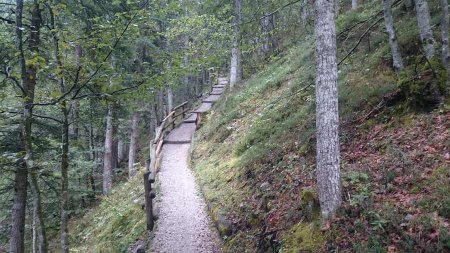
[151,79,227,253]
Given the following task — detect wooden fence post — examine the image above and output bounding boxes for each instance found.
[143,172,154,231]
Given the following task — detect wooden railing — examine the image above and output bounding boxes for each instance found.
[143,101,189,231]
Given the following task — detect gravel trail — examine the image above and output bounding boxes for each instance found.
[151,79,227,253]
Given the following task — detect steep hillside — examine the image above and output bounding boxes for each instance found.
[48,170,150,252]
[190,1,450,252]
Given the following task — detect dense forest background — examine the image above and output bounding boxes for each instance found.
[0,0,449,252]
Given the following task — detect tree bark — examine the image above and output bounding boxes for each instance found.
[230,0,242,88]
[261,14,276,54]
[314,0,342,220]
[166,85,174,114]
[156,89,165,124]
[117,139,126,165]
[88,106,97,201]
[383,0,404,74]
[414,0,436,59]
[29,173,48,253]
[60,104,70,253]
[103,102,114,195]
[128,112,139,178]
[11,1,43,252]
[441,0,450,78]
[301,0,309,27]
[352,0,358,9]
[335,0,340,17]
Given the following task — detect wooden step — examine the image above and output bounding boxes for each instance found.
[183,120,197,123]
[202,100,215,103]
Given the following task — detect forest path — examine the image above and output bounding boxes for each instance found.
[150,78,227,253]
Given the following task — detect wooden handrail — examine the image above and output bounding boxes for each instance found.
[173,101,188,111]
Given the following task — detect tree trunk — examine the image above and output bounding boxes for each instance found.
[383,0,404,74]
[314,0,342,220]
[128,112,139,178]
[103,102,114,195]
[117,139,126,165]
[32,203,37,253]
[301,0,309,27]
[112,124,118,171]
[335,0,340,17]
[88,109,97,201]
[29,173,48,253]
[441,0,450,77]
[414,0,436,59]
[47,4,71,250]
[157,89,165,124]
[230,0,242,88]
[166,85,174,114]
[352,0,358,9]
[60,104,70,253]
[69,101,79,139]
[261,14,276,54]
[149,102,158,140]
[11,1,42,252]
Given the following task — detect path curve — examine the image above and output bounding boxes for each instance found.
[151,78,227,253]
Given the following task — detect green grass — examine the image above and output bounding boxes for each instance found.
[60,170,148,253]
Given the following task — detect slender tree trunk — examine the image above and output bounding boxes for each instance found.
[230,0,242,88]
[112,124,118,171]
[314,0,342,220]
[157,89,165,124]
[88,109,96,201]
[414,0,436,59]
[301,0,309,27]
[166,85,174,114]
[128,112,139,178]
[149,102,158,140]
[29,173,48,253]
[69,101,79,139]
[383,0,404,74]
[32,203,38,253]
[335,0,340,17]
[441,0,450,79]
[352,0,358,9]
[103,102,114,194]
[261,14,276,54]
[47,4,71,250]
[60,104,70,253]
[117,139,126,165]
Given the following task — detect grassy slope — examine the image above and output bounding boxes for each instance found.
[48,170,149,253]
[191,1,450,252]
